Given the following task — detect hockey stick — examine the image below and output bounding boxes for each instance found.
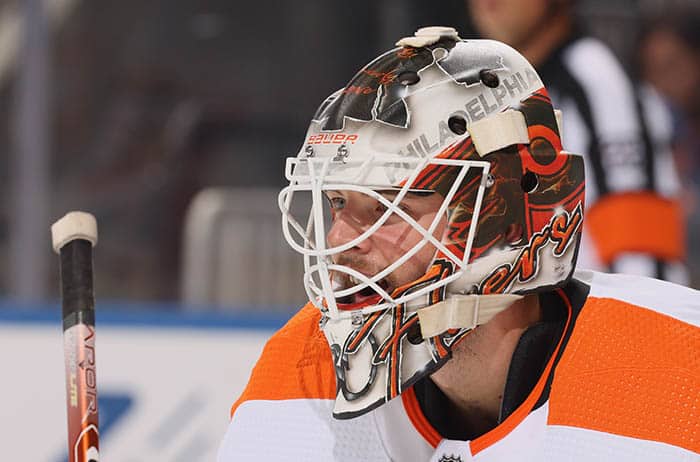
[51,212,100,462]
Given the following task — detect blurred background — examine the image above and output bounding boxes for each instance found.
[1,0,698,307]
[1,0,699,460]
[1,0,697,308]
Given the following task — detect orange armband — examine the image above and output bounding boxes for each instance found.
[585,192,685,265]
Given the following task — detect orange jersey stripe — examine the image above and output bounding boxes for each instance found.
[402,387,442,448]
[548,296,700,454]
[585,192,685,264]
[230,303,336,417]
[470,288,573,455]
[402,289,574,453]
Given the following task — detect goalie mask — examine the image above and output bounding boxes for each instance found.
[279,27,585,419]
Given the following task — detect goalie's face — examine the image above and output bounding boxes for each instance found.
[326,190,447,306]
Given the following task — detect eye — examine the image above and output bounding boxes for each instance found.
[327,196,346,210]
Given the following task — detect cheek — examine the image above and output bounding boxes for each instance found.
[373,214,447,258]
[370,223,417,251]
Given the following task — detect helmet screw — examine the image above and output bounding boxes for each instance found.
[554,263,566,276]
[351,311,364,329]
[333,144,349,163]
[485,174,495,188]
[319,314,329,329]
[303,145,314,158]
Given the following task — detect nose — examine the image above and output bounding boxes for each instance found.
[326,213,371,253]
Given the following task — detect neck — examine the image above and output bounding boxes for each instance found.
[516,11,573,68]
[429,294,541,434]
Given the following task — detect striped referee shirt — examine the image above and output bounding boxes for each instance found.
[537,31,687,283]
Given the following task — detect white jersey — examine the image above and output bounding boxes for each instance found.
[539,34,687,283]
[218,270,700,461]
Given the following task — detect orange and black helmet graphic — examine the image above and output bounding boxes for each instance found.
[313,37,510,131]
[404,88,584,285]
[313,44,446,130]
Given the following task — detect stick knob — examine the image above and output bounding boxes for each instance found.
[51,211,98,253]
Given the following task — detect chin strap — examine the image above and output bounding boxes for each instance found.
[417,294,523,338]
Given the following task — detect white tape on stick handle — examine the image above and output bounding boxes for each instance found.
[51,211,98,253]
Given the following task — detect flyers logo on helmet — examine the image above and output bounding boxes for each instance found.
[480,202,583,294]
